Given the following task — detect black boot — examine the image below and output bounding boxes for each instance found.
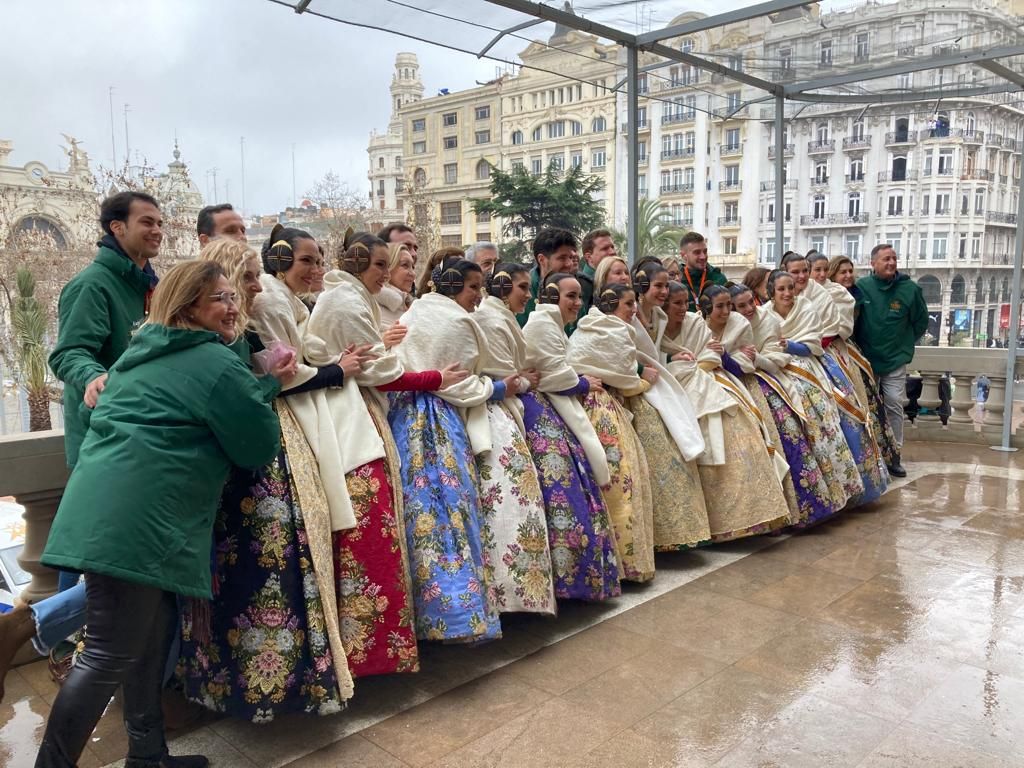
[124,752,209,768]
[887,454,907,478]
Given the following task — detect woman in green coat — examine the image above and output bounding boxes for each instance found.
[36,260,293,768]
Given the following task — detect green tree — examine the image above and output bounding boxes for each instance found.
[471,162,606,244]
[10,267,52,431]
[610,197,689,263]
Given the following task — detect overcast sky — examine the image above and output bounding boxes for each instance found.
[2,0,804,215]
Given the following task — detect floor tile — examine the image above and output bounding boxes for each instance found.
[856,724,1011,768]
[283,733,408,767]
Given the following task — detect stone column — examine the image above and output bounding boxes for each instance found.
[916,372,944,423]
[983,375,1007,429]
[16,489,62,604]
[948,375,977,425]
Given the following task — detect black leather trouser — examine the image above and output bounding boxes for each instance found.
[36,573,177,768]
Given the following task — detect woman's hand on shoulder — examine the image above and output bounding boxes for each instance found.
[672,350,695,363]
[741,344,757,362]
[438,362,469,389]
[706,339,724,355]
[339,343,376,377]
[382,321,407,349]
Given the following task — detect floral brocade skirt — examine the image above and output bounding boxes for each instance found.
[387,391,501,643]
[178,450,344,722]
[754,377,841,527]
[520,391,620,601]
[476,402,556,615]
[580,389,655,582]
[623,394,711,551]
[821,353,889,507]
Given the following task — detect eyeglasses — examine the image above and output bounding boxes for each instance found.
[209,291,239,306]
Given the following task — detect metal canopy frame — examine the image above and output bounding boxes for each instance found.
[282,0,1024,449]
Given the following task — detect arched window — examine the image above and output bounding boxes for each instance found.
[918,275,942,304]
[816,122,829,142]
[532,126,542,141]
[894,117,910,142]
[989,277,998,302]
[378,157,384,169]
[851,120,865,140]
[965,111,976,133]
[950,275,966,304]
[15,216,67,249]
[511,130,523,145]
[413,167,427,187]
[975,277,984,302]
[592,117,607,132]
[475,160,491,181]
[1002,277,1011,301]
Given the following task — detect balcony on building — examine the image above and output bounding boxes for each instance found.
[842,136,872,151]
[923,168,956,179]
[661,147,696,161]
[760,179,797,192]
[660,182,695,195]
[807,139,835,154]
[920,127,963,141]
[770,67,796,83]
[988,134,1003,148]
[962,130,985,145]
[718,179,742,193]
[810,175,830,188]
[885,130,917,146]
[961,169,993,182]
[845,172,866,184]
[717,215,741,228]
[986,211,1018,226]
[878,169,919,182]
[719,142,744,158]
[620,119,649,134]
[799,212,870,227]
[661,112,697,126]
[767,143,795,159]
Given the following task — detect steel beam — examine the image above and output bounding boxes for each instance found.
[645,42,780,95]
[627,46,639,265]
[784,45,1024,96]
[478,18,544,58]
[774,94,785,267]
[635,0,810,45]
[482,0,638,45]
[997,163,1024,450]
[980,60,1024,90]
[786,83,1019,104]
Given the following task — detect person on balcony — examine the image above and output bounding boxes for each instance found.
[35,260,289,768]
[679,232,728,312]
[854,244,928,477]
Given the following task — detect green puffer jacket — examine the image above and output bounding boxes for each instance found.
[42,324,281,598]
[853,272,929,376]
[48,244,153,467]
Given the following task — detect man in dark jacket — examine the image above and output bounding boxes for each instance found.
[679,231,728,311]
[854,243,928,477]
[48,191,162,469]
[577,228,616,322]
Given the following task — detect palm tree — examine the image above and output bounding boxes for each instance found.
[12,267,51,431]
[610,197,688,262]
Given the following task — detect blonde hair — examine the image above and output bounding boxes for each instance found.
[199,238,259,329]
[593,255,629,295]
[662,255,682,274]
[148,260,226,330]
[387,242,411,273]
[827,255,855,282]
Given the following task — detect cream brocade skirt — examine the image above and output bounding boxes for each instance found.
[624,395,711,550]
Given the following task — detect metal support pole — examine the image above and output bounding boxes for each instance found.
[994,167,1024,451]
[627,45,639,266]
[774,94,785,266]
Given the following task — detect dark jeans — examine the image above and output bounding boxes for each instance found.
[36,573,177,768]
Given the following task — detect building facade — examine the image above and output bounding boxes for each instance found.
[615,0,1023,346]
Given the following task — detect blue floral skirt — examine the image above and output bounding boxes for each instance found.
[387,391,501,643]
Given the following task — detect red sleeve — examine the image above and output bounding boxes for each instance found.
[822,335,837,349]
[375,370,443,392]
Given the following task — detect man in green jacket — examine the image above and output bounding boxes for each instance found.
[679,231,728,311]
[515,227,579,327]
[48,191,163,468]
[854,243,928,477]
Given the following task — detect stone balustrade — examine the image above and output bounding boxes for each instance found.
[0,347,1020,607]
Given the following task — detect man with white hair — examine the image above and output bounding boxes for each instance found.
[465,241,498,278]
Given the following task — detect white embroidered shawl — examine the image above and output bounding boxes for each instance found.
[395,291,494,455]
[474,295,532,433]
[250,274,356,531]
[768,295,831,394]
[522,303,611,486]
[567,308,646,393]
[803,278,844,339]
[824,279,856,340]
[663,314,735,419]
[748,305,807,420]
[716,312,757,375]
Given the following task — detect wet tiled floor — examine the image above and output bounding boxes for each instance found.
[2,440,1021,767]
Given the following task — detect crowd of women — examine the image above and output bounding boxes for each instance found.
[29,218,900,766]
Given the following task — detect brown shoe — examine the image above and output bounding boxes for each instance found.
[0,603,36,703]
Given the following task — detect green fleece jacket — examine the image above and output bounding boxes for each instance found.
[42,324,281,598]
[682,264,728,311]
[48,244,153,467]
[853,272,929,376]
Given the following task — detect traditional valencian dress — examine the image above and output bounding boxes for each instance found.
[825,279,900,470]
[179,273,353,722]
[768,294,863,519]
[746,304,843,525]
[567,308,656,583]
[803,279,889,506]
[626,307,711,551]
[388,292,501,642]
[303,270,420,676]
[467,295,556,615]
[522,303,621,600]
